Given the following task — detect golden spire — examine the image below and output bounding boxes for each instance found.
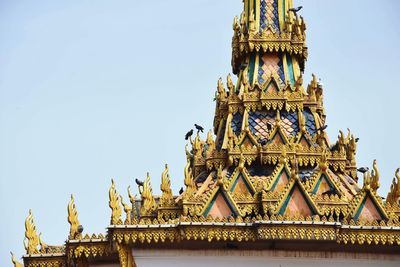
[10,252,23,267]
[140,173,157,216]
[67,194,80,239]
[108,179,122,225]
[24,210,40,255]
[160,164,173,204]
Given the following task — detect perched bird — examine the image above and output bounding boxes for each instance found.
[289,6,303,15]
[77,225,84,234]
[258,138,268,146]
[355,138,360,143]
[317,125,328,132]
[357,167,369,174]
[135,178,144,187]
[195,124,204,133]
[185,129,194,140]
[179,187,184,195]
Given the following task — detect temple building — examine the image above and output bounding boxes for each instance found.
[12,0,400,266]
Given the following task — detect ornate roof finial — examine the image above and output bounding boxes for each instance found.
[227,74,235,96]
[120,195,132,225]
[24,210,40,255]
[67,194,80,240]
[127,186,137,218]
[10,252,23,267]
[140,173,157,216]
[184,161,196,197]
[371,160,380,192]
[217,78,227,101]
[108,179,122,225]
[387,169,400,205]
[160,164,174,205]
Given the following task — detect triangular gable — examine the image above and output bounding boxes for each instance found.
[267,164,291,192]
[203,189,240,219]
[297,133,312,148]
[268,126,289,146]
[261,75,281,94]
[353,191,388,222]
[229,169,256,196]
[275,179,320,217]
[311,172,341,196]
[237,129,258,147]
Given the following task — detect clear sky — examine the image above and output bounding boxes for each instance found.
[1,0,399,265]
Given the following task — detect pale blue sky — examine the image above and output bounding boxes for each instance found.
[1,0,399,265]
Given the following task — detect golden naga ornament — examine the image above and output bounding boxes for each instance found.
[160,164,174,205]
[24,210,40,255]
[67,194,80,240]
[11,252,23,267]
[183,160,196,197]
[109,179,122,225]
[139,173,157,216]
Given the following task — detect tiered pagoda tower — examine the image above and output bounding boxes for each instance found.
[13,1,400,267]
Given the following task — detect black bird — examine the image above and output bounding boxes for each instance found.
[179,187,184,195]
[77,225,84,234]
[195,124,204,133]
[317,125,328,132]
[258,138,268,146]
[289,6,303,15]
[355,138,360,143]
[135,178,144,187]
[185,129,194,140]
[357,167,369,174]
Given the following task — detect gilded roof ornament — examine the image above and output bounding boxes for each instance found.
[108,179,122,225]
[160,164,174,205]
[10,252,23,267]
[371,160,380,192]
[140,173,157,216]
[67,194,81,240]
[127,185,137,219]
[227,74,235,96]
[24,210,40,255]
[387,169,400,206]
[217,78,227,101]
[184,162,196,197]
[120,195,132,225]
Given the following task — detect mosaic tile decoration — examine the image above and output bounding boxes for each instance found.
[260,0,280,33]
[231,112,243,136]
[258,54,285,86]
[248,111,275,139]
[303,108,317,136]
[281,111,299,137]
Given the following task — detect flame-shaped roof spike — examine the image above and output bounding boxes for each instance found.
[108,179,122,225]
[371,160,380,192]
[67,194,80,240]
[24,210,40,255]
[11,252,23,267]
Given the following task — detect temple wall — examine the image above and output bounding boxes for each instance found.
[132,249,400,267]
